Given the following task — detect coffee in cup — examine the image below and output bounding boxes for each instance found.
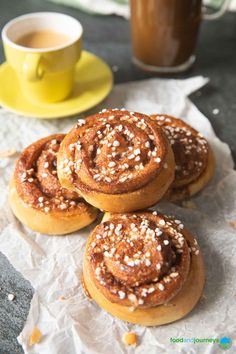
[16,30,71,49]
[2,12,83,103]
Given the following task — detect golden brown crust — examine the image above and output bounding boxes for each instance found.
[150,114,215,201]
[9,134,97,235]
[57,109,175,212]
[83,237,204,326]
[83,211,205,326]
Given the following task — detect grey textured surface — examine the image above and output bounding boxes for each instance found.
[0,255,33,354]
[0,0,235,353]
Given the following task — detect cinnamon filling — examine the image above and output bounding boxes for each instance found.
[87,212,200,308]
[60,109,169,195]
[14,134,87,213]
[151,115,209,188]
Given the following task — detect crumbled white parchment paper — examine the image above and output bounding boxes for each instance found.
[0,77,236,354]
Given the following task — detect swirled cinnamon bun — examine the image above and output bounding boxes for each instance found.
[9,134,98,235]
[57,109,175,212]
[83,211,204,326]
[150,115,215,202]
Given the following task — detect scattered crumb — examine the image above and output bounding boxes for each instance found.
[112,65,119,72]
[229,221,236,229]
[58,295,66,301]
[212,108,219,115]
[0,149,17,158]
[200,294,207,304]
[8,293,15,301]
[182,200,197,209]
[29,326,42,346]
[122,332,138,347]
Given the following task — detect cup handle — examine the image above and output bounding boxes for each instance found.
[203,0,231,20]
[23,53,44,82]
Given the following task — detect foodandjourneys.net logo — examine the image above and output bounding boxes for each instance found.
[170,336,232,350]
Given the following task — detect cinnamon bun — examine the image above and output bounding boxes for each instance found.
[9,134,97,235]
[151,114,215,202]
[57,109,175,212]
[83,211,205,326]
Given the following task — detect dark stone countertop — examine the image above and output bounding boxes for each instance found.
[0,0,235,353]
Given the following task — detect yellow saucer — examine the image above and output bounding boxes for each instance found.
[0,51,113,119]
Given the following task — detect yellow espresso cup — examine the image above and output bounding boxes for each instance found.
[2,12,83,103]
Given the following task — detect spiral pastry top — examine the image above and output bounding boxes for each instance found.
[58,109,172,194]
[150,115,210,188]
[84,211,200,308]
[14,134,89,213]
